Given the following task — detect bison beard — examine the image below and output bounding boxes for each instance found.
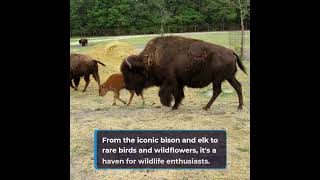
[120,36,247,110]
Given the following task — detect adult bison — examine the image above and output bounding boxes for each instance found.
[79,38,88,46]
[120,36,247,110]
[70,53,105,92]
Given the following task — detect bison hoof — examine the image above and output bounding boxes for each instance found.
[112,103,116,106]
[171,106,178,110]
[203,106,209,111]
[237,105,243,110]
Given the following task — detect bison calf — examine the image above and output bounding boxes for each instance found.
[99,73,145,106]
[70,53,106,92]
[79,38,88,46]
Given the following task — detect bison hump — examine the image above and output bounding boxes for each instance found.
[188,42,208,61]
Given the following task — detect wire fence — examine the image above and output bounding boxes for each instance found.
[228,30,250,60]
[70,23,250,60]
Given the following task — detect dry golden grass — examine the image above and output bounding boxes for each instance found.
[86,41,139,64]
[70,39,250,180]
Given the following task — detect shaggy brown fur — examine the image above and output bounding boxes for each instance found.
[99,73,145,106]
[121,36,247,110]
[79,38,88,46]
[70,53,106,92]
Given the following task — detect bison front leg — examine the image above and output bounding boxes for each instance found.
[73,77,80,91]
[140,93,145,105]
[115,92,127,105]
[203,82,222,110]
[127,91,135,106]
[70,79,77,90]
[112,93,117,105]
[159,80,174,107]
[172,85,185,110]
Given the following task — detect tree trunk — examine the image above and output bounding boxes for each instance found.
[160,23,164,37]
[222,17,225,31]
[240,15,244,59]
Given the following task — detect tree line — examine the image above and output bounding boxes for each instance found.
[70,0,250,36]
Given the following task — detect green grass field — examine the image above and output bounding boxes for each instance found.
[71,31,250,55]
[70,31,250,180]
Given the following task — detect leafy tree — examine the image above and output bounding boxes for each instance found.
[69,0,249,36]
[230,0,250,58]
[204,0,237,30]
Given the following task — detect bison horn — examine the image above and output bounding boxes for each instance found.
[125,58,132,69]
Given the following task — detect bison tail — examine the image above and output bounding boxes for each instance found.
[233,52,247,75]
[93,60,106,67]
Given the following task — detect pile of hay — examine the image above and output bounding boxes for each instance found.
[86,41,139,63]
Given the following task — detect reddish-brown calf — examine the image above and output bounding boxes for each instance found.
[99,73,145,106]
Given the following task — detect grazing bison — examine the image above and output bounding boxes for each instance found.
[70,53,106,92]
[120,36,247,110]
[79,38,88,46]
[99,73,145,106]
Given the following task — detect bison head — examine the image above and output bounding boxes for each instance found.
[120,55,148,95]
[99,84,108,96]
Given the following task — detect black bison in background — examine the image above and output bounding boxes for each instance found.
[79,38,88,46]
[120,36,247,110]
[70,53,105,92]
